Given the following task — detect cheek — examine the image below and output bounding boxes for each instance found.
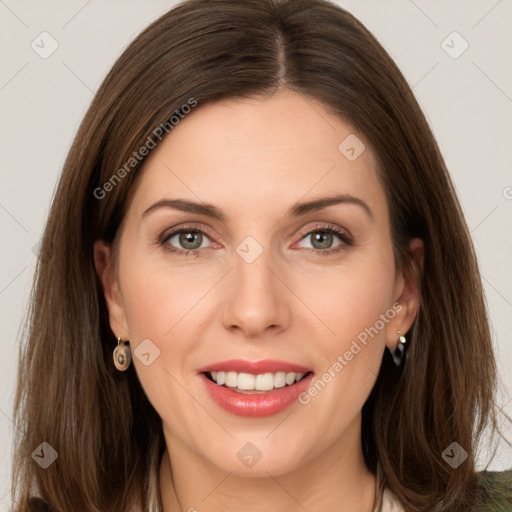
[298,248,396,349]
[120,250,213,340]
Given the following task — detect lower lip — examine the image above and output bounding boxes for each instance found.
[199,372,314,417]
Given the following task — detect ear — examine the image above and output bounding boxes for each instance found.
[385,238,424,349]
[93,240,130,340]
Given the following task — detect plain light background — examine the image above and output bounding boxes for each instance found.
[1,0,511,508]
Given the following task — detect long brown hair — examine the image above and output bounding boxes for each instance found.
[12,0,501,510]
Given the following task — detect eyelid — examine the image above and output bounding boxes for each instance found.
[294,222,353,243]
[158,222,218,245]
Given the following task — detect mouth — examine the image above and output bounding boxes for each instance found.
[202,370,314,394]
[197,359,315,416]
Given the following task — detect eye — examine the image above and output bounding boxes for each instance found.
[160,225,216,257]
[294,223,353,255]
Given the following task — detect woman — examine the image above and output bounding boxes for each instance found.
[11,0,511,510]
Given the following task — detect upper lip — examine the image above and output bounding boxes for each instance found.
[197,359,313,375]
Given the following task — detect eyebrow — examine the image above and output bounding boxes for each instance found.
[141,193,373,221]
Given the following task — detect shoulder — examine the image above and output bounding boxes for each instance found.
[477,469,512,511]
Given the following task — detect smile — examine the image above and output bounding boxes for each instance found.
[199,370,315,417]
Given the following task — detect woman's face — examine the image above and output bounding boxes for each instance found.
[95,89,421,476]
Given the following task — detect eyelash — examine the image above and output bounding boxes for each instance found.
[159,223,354,257]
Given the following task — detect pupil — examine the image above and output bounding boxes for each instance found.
[180,231,202,249]
[312,231,332,249]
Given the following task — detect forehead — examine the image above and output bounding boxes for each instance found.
[126,90,387,222]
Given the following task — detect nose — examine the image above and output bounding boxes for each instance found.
[221,244,291,338]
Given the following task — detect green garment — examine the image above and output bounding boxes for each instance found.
[478,470,512,511]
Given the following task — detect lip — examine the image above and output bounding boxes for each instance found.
[199,371,315,418]
[196,359,312,375]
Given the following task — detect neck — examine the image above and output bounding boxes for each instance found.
[158,418,377,512]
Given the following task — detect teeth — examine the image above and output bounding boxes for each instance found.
[286,372,296,385]
[225,371,238,388]
[207,371,307,391]
[271,371,286,389]
[237,372,255,390]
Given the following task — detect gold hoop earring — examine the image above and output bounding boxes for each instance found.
[113,337,131,371]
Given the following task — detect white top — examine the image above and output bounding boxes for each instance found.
[371,464,405,512]
[373,488,405,512]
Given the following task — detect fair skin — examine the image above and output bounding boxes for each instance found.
[95,89,423,512]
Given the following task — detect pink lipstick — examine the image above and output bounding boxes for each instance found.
[197,359,314,417]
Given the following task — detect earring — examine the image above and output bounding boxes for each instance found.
[113,337,131,371]
[389,331,407,367]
